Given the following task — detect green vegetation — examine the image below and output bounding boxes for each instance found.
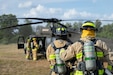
[0,14,35,44]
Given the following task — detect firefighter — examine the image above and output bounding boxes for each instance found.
[32,37,39,61]
[60,21,113,75]
[46,27,72,75]
[25,38,31,60]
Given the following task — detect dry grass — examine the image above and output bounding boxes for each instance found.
[0,44,50,75]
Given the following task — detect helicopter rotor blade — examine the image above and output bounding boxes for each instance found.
[0,22,43,30]
[17,18,48,20]
[18,18,62,23]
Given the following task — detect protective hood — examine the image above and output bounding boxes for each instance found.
[81,30,96,38]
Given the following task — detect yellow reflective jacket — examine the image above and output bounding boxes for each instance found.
[32,40,39,50]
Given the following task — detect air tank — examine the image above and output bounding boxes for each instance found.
[84,40,96,71]
[55,49,67,74]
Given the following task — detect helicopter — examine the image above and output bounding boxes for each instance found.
[0,17,80,58]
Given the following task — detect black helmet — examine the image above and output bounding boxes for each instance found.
[54,27,67,36]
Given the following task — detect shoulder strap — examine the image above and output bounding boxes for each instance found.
[51,42,57,50]
[92,39,104,52]
[63,42,72,49]
[66,38,73,44]
[77,40,84,45]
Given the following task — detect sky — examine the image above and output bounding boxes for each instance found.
[0,0,113,24]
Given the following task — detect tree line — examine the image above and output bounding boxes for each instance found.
[0,14,113,44]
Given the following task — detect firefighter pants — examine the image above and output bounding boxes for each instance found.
[32,49,37,61]
[26,50,31,59]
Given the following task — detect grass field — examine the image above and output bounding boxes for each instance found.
[0,38,113,75]
[0,44,50,75]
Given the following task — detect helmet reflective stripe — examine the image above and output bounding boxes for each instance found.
[82,22,95,28]
[57,28,66,31]
[61,28,65,31]
[57,28,61,31]
[55,27,67,36]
